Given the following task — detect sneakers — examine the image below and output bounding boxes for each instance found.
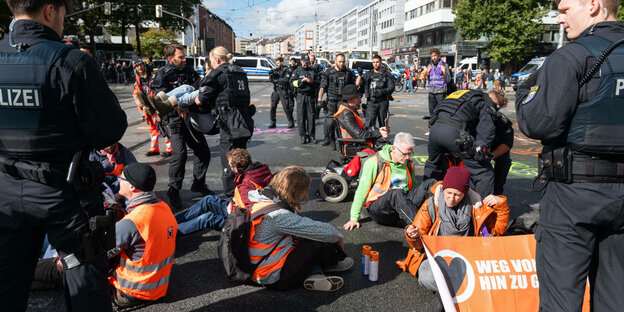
[268,121,276,129]
[308,136,317,144]
[167,188,182,211]
[303,274,344,292]
[425,131,430,136]
[301,137,308,144]
[323,257,354,273]
[287,122,295,128]
[191,181,215,196]
[145,151,159,157]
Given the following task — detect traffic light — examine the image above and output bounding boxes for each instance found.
[104,2,111,15]
[155,5,163,18]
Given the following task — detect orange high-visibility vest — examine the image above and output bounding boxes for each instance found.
[233,180,263,209]
[108,163,124,176]
[248,202,294,283]
[109,200,177,301]
[364,156,414,207]
[334,105,374,149]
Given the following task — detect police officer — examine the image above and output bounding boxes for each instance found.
[288,58,298,106]
[268,57,295,128]
[151,44,212,210]
[309,54,324,119]
[515,1,624,310]
[0,1,127,310]
[423,89,498,197]
[318,53,361,149]
[488,90,514,195]
[361,55,395,129]
[290,54,318,144]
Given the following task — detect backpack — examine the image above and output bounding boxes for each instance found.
[218,204,281,282]
[218,65,255,140]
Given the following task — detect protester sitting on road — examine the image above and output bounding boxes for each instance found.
[397,166,509,311]
[334,84,389,153]
[108,163,178,309]
[89,142,137,196]
[176,148,272,235]
[248,166,353,291]
[343,132,420,230]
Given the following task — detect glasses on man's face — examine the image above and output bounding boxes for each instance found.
[395,146,412,157]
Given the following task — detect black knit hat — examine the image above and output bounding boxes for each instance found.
[341,84,360,101]
[123,163,156,192]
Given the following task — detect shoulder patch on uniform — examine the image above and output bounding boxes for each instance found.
[522,86,540,104]
[446,90,470,100]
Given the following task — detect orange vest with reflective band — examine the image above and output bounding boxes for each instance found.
[364,156,414,207]
[248,202,295,283]
[109,200,177,301]
[334,105,374,150]
[233,180,263,209]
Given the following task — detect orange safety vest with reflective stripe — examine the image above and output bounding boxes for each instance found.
[233,180,263,209]
[109,200,177,301]
[364,156,414,207]
[248,202,295,283]
[333,105,374,148]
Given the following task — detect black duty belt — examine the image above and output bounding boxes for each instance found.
[0,155,68,184]
[572,158,624,183]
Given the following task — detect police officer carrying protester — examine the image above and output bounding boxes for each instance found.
[290,54,319,144]
[151,44,212,210]
[268,57,295,129]
[425,48,450,118]
[0,0,127,310]
[309,54,324,119]
[361,55,395,129]
[318,53,361,149]
[516,1,624,310]
[489,90,514,195]
[424,89,500,197]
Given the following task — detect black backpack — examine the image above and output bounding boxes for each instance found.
[218,204,281,282]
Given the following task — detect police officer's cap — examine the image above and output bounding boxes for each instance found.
[123,163,157,192]
[300,54,310,64]
[341,84,360,101]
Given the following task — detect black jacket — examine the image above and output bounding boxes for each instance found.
[0,20,126,162]
[335,102,382,141]
[362,67,395,101]
[151,62,200,94]
[290,66,318,95]
[515,22,624,152]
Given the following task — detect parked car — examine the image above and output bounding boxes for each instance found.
[231,56,276,81]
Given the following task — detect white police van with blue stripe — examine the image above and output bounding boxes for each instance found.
[348,59,401,79]
[511,57,546,91]
[231,56,276,81]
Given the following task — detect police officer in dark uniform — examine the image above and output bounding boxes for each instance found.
[268,57,294,128]
[0,1,126,310]
[361,55,395,129]
[515,1,624,310]
[318,53,361,149]
[288,58,298,107]
[290,54,319,144]
[488,90,514,195]
[151,44,212,210]
[424,89,498,197]
[309,54,324,120]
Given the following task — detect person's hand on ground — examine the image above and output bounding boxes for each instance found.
[343,220,360,231]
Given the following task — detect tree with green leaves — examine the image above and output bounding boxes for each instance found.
[453,0,551,67]
[65,0,107,54]
[619,0,624,23]
[137,28,178,58]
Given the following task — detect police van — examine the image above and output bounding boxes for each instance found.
[347,59,401,79]
[510,57,546,91]
[289,55,331,70]
[231,56,276,81]
[457,57,480,78]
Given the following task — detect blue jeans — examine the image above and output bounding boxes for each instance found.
[166,85,198,109]
[404,78,413,92]
[175,195,229,235]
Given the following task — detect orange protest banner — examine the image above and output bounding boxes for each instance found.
[421,234,590,312]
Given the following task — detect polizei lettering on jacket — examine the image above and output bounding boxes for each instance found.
[0,86,41,108]
[616,79,624,96]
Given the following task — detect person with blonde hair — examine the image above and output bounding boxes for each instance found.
[246,166,353,291]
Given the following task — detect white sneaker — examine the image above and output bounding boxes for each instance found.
[303,274,344,291]
[425,131,430,136]
[323,257,354,273]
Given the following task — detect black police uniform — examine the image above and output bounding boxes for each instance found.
[269,65,294,127]
[515,22,624,312]
[151,62,210,207]
[424,89,496,197]
[491,109,514,195]
[311,62,324,119]
[362,67,395,128]
[197,63,254,196]
[290,65,319,143]
[0,20,127,311]
[288,64,298,105]
[320,66,358,146]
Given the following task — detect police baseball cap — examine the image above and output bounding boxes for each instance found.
[341,84,360,101]
[300,54,310,64]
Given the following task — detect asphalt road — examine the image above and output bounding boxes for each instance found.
[27,82,541,312]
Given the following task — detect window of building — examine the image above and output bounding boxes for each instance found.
[443,29,455,43]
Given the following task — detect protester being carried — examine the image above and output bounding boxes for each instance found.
[176,148,271,235]
[247,166,353,291]
[397,166,509,311]
[343,132,421,230]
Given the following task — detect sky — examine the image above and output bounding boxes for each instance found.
[202,0,374,38]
